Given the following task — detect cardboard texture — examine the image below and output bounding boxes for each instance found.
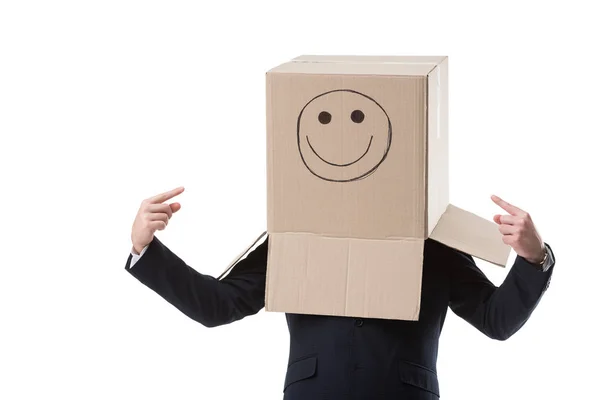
[265,55,510,321]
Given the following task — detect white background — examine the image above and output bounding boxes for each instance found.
[0,1,598,399]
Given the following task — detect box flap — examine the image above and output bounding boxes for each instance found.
[266,233,424,320]
[429,204,510,266]
[268,61,438,76]
[269,55,447,77]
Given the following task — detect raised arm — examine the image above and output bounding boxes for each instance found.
[125,235,268,327]
[448,243,554,340]
[125,186,267,327]
[448,195,555,340]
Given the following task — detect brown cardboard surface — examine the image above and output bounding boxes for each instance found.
[267,73,427,239]
[265,55,508,320]
[429,204,511,267]
[266,233,423,320]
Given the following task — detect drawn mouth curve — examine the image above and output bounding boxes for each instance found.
[306,135,374,167]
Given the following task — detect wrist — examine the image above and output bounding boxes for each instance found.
[132,244,144,255]
[525,246,547,265]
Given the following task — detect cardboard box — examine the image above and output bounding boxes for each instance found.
[264,55,510,320]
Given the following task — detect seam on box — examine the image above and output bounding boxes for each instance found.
[344,240,351,315]
[268,231,425,241]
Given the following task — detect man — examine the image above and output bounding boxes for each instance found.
[125,186,554,399]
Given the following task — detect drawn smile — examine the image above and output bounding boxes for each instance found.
[306,135,374,167]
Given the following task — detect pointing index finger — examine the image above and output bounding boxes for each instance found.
[491,194,524,216]
[150,186,185,204]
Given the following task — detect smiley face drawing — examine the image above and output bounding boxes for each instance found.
[297,89,392,182]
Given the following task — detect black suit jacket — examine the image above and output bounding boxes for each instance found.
[125,236,554,399]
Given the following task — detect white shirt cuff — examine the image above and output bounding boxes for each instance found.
[129,245,149,268]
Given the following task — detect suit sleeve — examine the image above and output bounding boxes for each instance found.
[124,235,268,328]
[448,243,555,340]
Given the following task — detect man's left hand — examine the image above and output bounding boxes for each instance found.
[491,195,546,264]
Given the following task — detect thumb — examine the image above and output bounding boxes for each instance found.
[493,214,501,224]
[170,202,182,213]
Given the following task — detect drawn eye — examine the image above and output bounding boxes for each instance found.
[318,111,332,124]
[351,110,365,123]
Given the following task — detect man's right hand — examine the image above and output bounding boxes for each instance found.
[131,186,185,254]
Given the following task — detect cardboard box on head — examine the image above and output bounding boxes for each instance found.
[263,55,510,321]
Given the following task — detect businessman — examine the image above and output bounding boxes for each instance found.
[125,186,554,400]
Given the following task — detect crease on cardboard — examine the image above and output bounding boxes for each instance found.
[266,76,276,230]
[434,66,441,139]
[424,72,430,237]
[301,241,308,311]
[425,56,448,75]
[268,230,425,242]
[343,240,351,315]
